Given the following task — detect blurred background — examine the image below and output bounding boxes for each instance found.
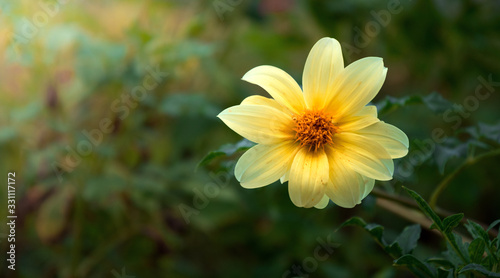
[1,0,500,277]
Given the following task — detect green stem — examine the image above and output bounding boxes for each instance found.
[429,148,500,209]
[443,233,468,264]
[373,188,498,238]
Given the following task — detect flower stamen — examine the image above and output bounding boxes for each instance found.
[293,110,337,151]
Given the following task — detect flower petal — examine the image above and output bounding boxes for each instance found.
[235,142,298,189]
[360,176,375,200]
[240,95,285,112]
[324,151,366,208]
[218,104,295,144]
[333,132,393,181]
[288,147,329,208]
[303,37,344,110]
[325,57,387,118]
[280,170,290,184]
[356,121,409,158]
[337,105,379,132]
[242,65,306,114]
[314,194,330,209]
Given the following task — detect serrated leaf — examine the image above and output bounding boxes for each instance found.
[198,139,255,168]
[394,254,436,277]
[422,91,453,114]
[459,263,500,277]
[478,122,500,143]
[403,187,443,230]
[468,238,486,264]
[394,224,421,255]
[434,142,468,174]
[442,214,464,234]
[339,217,386,245]
[375,95,424,115]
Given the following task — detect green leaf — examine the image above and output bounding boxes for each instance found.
[426,257,455,269]
[338,216,368,230]
[468,238,486,264]
[339,217,387,245]
[422,91,453,114]
[448,233,470,263]
[442,213,464,234]
[436,268,454,278]
[375,94,424,115]
[385,243,403,258]
[466,122,500,145]
[394,254,436,278]
[487,219,500,232]
[198,139,255,168]
[434,142,468,174]
[375,91,453,116]
[459,263,500,277]
[403,187,443,230]
[365,223,387,245]
[466,220,491,245]
[393,224,421,255]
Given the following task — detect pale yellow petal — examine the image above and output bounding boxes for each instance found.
[333,132,393,180]
[235,142,298,189]
[242,65,306,114]
[314,194,330,209]
[217,104,294,144]
[303,37,344,110]
[356,121,409,158]
[240,95,285,112]
[360,176,375,200]
[324,148,368,208]
[325,57,387,118]
[337,106,379,132]
[280,170,290,184]
[288,147,329,208]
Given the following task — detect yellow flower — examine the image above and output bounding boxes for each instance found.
[217,37,409,209]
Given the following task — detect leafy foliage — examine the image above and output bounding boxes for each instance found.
[339,187,500,277]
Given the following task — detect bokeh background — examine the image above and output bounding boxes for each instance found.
[1,0,500,277]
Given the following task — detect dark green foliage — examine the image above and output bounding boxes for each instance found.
[340,187,500,277]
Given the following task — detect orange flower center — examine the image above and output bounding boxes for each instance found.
[293,110,337,151]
